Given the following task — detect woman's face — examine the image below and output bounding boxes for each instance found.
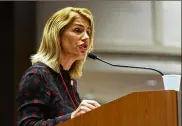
[60,15,91,61]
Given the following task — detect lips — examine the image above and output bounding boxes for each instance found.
[78,42,88,52]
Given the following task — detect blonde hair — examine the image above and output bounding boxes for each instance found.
[31,7,94,79]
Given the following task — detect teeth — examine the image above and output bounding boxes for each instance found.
[79,44,87,49]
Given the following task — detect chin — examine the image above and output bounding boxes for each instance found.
[77,56,86,60]
[76,53,87,60]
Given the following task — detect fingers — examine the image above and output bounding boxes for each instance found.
[75,110,86,117]
[71,100,101,119]
[72,106,91,118]
[81,101,97,110]
[79,105,92,112]
[82,100,101,107]
[78,100,101,114]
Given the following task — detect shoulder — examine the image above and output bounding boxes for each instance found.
[18,62,60,90]
[22,62,47,76]
[18,62,50,90]
[21,62,56,79]
[17,63,51,99]
[16,63,54,106]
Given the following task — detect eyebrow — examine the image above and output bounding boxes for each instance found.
[74,23,91,30]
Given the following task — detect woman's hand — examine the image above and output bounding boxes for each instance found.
[71,100,101,119]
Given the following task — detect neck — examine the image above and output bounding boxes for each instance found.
[59,54,75,71]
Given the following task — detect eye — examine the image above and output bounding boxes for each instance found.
[74,28,82,34]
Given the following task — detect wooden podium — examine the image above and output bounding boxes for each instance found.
[56,90,178,126]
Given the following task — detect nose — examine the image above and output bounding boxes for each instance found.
[82,32,89,43]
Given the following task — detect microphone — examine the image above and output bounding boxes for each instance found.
[87,52,164,76]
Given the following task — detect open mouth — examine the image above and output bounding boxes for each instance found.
[78,43,88,52]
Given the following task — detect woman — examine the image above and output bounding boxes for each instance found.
[16,7,101,126]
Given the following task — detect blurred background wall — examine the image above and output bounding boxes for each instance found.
[13,1,181,125]
[13,2,37,125]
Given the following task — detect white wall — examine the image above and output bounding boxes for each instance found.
[36,1,181,55]
[162,1,181,47]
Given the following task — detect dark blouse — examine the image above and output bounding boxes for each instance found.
[16,62,81,126]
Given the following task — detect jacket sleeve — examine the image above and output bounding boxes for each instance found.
[16,69,71,126]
